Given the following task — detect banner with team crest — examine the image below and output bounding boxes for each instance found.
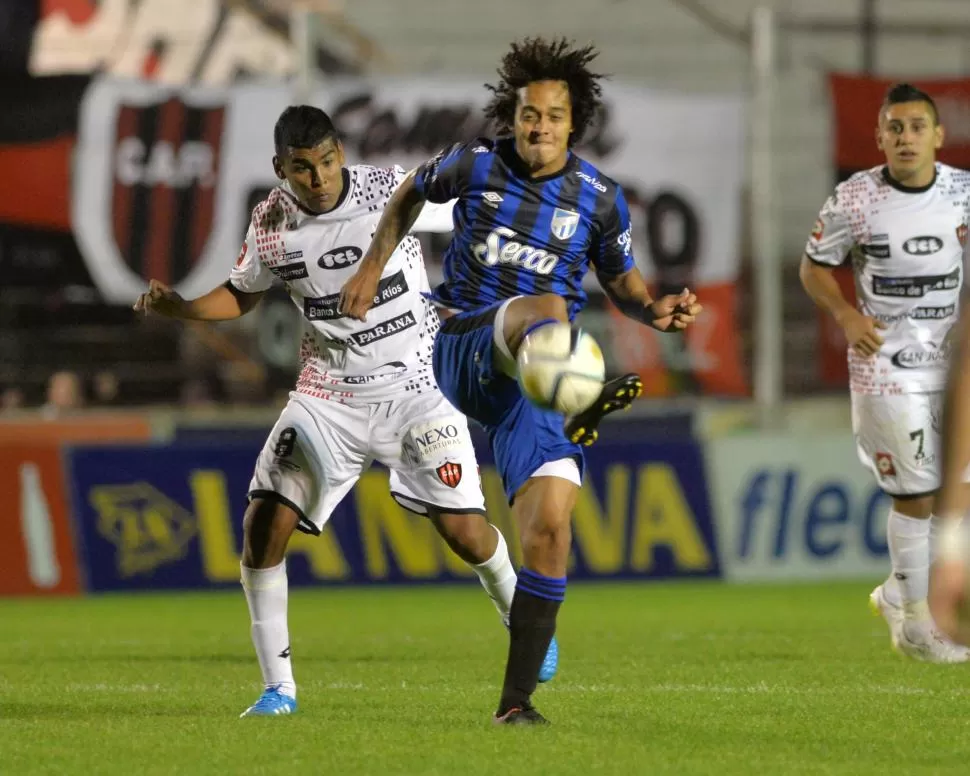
[71,76,747,396]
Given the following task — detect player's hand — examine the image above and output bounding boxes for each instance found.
[648,288,702,333]
[930,558,970,646]
[338,262,382,321]
[133,279,188,318]
[839,309,886,357]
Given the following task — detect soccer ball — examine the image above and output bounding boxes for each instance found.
[516,322,605,415]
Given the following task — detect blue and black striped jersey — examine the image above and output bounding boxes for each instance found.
[413,137,635,320]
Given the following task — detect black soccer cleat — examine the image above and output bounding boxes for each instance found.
[565,373,643,447]
[492,706,550,726]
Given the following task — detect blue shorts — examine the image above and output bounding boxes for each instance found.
[433,303,584,503]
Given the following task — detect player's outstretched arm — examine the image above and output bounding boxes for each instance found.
[133,279,264,321]
[798,256,886,357]
[339,170,427,321]
[599,268,701,333]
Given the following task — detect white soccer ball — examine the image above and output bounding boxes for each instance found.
[516,322,605,415]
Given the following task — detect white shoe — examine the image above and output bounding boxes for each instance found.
[869,583,904,637]
[895,618,970,664]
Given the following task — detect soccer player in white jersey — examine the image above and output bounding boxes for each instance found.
[800,83,970,662]
[134,105,557,716]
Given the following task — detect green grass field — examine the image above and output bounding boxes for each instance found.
[2,580,970,775]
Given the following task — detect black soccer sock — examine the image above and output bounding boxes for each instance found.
[498,568,565,714]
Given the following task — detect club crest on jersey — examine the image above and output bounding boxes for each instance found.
[958,223,968,247]
[550,208,580,241]
[874,452,896,478]
[811,218,824,242]
[436,461,462,488]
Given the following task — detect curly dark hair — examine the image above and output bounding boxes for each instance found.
[484,37,605,147]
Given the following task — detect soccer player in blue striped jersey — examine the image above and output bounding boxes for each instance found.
[340,37,702,725]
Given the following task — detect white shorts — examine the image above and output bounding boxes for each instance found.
[851,391,942,497]
[249,390,486,535]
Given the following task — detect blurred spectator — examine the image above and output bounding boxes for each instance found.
[41,370,83,418]
[92,370,120,406]
[0,386,25,413]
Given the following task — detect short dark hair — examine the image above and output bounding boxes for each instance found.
[882,83,939,124]
[273,105,338,156]
[484,37,606,147]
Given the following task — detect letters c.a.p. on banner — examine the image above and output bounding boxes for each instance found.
[71,77,748,397]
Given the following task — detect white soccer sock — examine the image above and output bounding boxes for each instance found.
[887,510,930,614]
[471,525,517,626]
[929,514,944,566]
[241,561,296,698]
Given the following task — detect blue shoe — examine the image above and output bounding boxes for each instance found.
[239,685,297,717]
[537,635,559,683]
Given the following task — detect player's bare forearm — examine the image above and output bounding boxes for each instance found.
[601,269,654,322]
[599,269,699,332]
[360,170,427,271]
[183,284,264,320]
[938,311,970,516]
[798,256,855,325]
[135,279,261,320]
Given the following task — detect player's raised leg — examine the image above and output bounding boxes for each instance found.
[240,497,299,717]
[497,293,642,447]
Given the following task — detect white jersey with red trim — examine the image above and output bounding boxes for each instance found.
[805,163,970,395]
[229,164,454,402]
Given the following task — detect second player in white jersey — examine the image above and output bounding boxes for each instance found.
[806,162,970,397]
[134,105,558,717]
[800,83,970,664]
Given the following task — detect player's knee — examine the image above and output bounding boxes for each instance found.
[431,512,495,564]
[504,294,569,355]
[522,513,572,559]
[242,497,299,568]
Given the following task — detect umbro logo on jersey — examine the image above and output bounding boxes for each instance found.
[902,236,943,255]
[483,192,504,207]
[472,146,489,154]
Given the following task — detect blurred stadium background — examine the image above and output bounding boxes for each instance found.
[4,1,970,773]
